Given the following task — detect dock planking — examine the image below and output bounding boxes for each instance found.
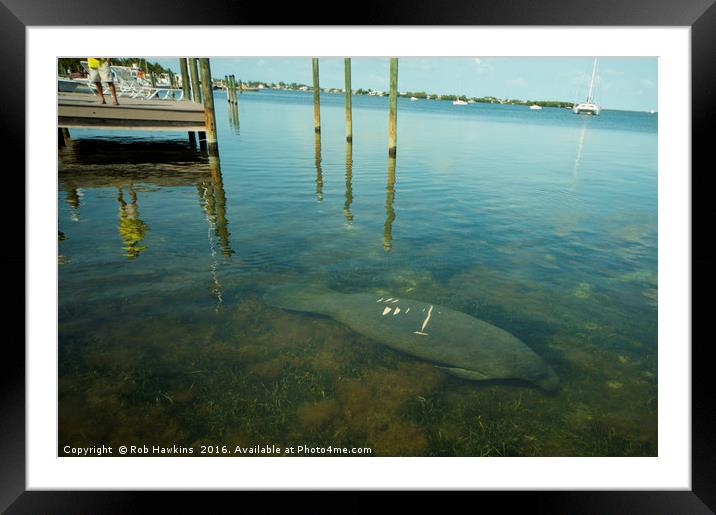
[58,92,206,131]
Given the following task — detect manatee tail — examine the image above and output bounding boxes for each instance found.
[263,284,333,315]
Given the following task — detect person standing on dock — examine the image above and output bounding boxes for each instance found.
[87,57,119,105]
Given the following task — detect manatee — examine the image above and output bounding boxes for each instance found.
[264,285,559,392]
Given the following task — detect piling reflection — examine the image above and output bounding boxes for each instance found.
[314,133,323,203]
[208,154,233,257]
[196,156,232,310]
[198,180,220,307]
[228,101,240,135]
[65,187,82,222]
[344,142,354,224]
[383,156,396,251]
[116,186,148,259]
[573,121,587,182]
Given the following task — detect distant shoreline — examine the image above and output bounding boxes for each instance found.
[227,79,576,109]
[230,83,655,114]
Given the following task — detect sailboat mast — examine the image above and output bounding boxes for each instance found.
[587,58,597,103]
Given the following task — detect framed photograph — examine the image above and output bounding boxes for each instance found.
[5,0,713,510]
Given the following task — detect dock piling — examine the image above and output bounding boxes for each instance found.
[189,58,202,104]
[179,58,194,145]
[345,58,352,142]
[180,58,191,100]
[188,58,203,144]
[388,58,399,157]
[312,58,321,133]
[199,58,219,155]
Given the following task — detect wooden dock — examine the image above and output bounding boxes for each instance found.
[57,92,206,131]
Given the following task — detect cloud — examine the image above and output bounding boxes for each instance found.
[473,57,494,74]
[507,77,527,87]
[641,78,655,89]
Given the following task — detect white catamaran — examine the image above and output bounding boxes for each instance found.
[573,58,601,116]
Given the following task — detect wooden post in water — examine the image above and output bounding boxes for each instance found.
[199,58,219,155]
[388,58,399,157]
[225,76,230,103]
[179,58,195,146]
[312,58,321,133]
[231,75,237,104]
[189,58,202,104]
[188,58,204,146]
[345,58,352,142]
[179,58,191,100]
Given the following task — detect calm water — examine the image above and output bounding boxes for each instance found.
[58,90,657,456]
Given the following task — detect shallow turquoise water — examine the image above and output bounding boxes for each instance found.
[58,90,657,456]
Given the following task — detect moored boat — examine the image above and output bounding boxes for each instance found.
[573,58,601,116]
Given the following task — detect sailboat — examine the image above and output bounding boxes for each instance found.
[573,58,601,116]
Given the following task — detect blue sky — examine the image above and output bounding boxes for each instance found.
[153,57,657,112]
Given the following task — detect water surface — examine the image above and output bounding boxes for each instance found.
[58,90,657,456]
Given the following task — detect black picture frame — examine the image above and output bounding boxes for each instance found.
[4,0,713,511]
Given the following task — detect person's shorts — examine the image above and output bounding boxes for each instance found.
[88,61,113,83]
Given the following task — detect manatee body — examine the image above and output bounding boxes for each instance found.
[264,286,559,391]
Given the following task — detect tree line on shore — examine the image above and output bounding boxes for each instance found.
[241,80,574,108]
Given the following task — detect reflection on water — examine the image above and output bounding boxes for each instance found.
[116,187,148,259]
[343,142,354,224]
[314,133,323,203]
[64,187,82,222]
[196,155,232,308]
[209,155,233,257]
[383,156,396,252]
[573,121,587,182]
[58,92,657,457]
[228,101,240,135]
